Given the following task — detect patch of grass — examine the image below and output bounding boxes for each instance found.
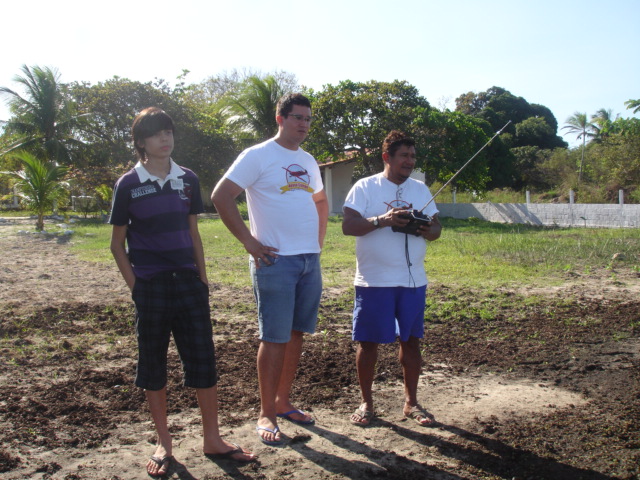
[429,218,639,288]
[68,220,114,263]
[67,217,640,292]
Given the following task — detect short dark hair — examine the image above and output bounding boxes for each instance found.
[132,107,175,160]
[382,130,415,157]
[276,93,312,117]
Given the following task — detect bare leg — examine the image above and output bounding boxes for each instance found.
[197,386,255,461]
[350,341,378,425]
[399,336,433,425]
[274,330,313,423]
[145,388,172,476]
[256,339,287,443]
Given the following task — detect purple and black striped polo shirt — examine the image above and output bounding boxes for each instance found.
[109,165,204,280]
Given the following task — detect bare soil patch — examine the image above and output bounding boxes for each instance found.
[0,219,639,479]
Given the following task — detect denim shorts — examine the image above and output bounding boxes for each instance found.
[250,253,322,343]
[132,269,217,390]
[352,285,427,343]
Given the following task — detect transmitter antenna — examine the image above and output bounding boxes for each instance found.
[417,120,511,213]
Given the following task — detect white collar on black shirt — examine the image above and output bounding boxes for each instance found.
[135,159,185,189]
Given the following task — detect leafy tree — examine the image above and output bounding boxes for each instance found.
[68,77,175,170]
[624,99,640,114]
[587,132,640,201]
[562,112,596,181]
[94,183,113,215]
[2,151,68,230]
[223,75,287,143]
[413,109,493,192]
[529,103,560,134]
[609,117,640,137]
[590,108,618,141]
[191,69,298,107]
[533,147,584,199]
[68,77,237,190]
[515,117,556,149]
[509,146,555,190]
[307,80,430,177]
[454,86,566,190]
[0,65,87,165]
[454,87,507,116]
[455,87,565,146]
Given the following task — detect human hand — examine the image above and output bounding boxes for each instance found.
[379,207,412,228]
[416,216,441,241]
[244,237,279,268]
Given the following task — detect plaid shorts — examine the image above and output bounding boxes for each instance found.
[132,269,217,390]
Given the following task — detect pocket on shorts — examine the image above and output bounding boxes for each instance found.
[253,255,280,268]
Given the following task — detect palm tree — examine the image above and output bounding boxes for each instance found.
[624,99,640,114]
[562,112,595,182]
[225,75,286,142]
[0,65,86,164]
[590,108,618,141]
[4,151,68,231]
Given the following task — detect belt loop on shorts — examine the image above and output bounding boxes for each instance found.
[151,269,197,281]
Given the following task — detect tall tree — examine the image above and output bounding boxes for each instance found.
[3,151,68,230]
[413,109,494,192]
[68,77,176,170]
[454,87,507,116]
[562,112,596,181]
[624,99,640,114]
[68,77,237,190]
[0,65,86,164]
[223,75,289,144]
[191,69,298,107]
[307,80,430,177]
[515,117,556,149]
[590,108,618,141]
[455,86,565,150]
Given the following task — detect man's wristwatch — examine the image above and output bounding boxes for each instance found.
[372,216,380,228]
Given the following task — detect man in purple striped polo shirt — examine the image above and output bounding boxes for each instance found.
[110,107,255,476]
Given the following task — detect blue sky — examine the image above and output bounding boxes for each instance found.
[2,0,638,147]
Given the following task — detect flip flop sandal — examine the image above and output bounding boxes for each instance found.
[204,442,256,462]
[277,409,315,425]
[350,406,374,427]
[147,455,173,477]
[256,425,284,446]
[405,405,436,426]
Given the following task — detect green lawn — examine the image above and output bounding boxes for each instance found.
[69,216,640,289]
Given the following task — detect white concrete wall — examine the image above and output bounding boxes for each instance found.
[323,162,356,215]
[437,202,640,228]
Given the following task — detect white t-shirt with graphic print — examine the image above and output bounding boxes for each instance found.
[343,173,438,288]
[224,138,324,255]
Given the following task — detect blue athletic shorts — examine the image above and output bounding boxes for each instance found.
[352,285,427,343]
[132,270,216,390]
[250,253,322,343]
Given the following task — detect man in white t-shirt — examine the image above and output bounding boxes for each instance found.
[342,130,442,428]
[212,93,328,446]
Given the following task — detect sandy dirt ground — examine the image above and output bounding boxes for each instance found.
[0,217,638,480]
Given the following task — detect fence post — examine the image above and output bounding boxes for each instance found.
[452,187,457,204]
[526,190,530,205]
[619,189,624,205]
[569,190,575,204]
